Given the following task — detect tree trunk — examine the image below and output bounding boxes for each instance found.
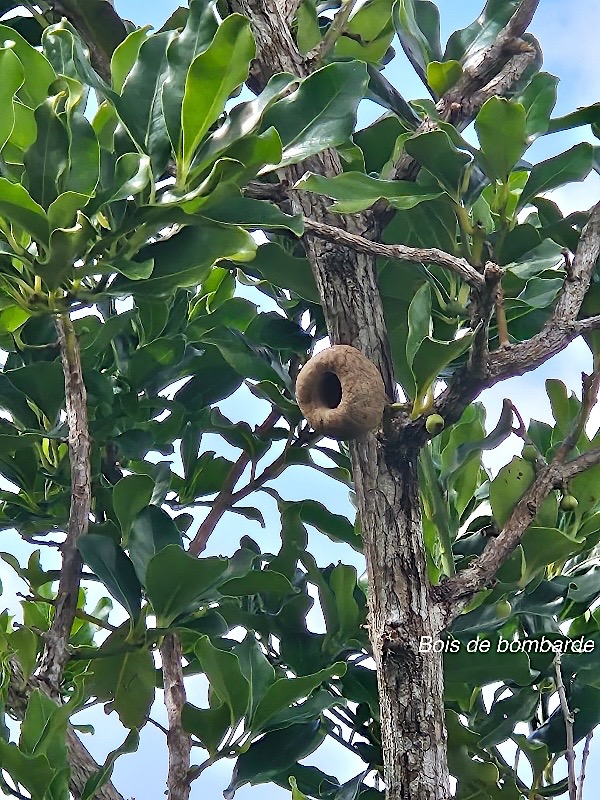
[292,161,451,799]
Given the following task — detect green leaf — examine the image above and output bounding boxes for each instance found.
[426,60,462,95]
[296,171,443,213]
[63,110,100,196]
[219,570,293,597]
[5,360,64,421]
[81,730,140,800]
[247,242,319,302]
[518,143,593,210]
[0,177,49,242]
[444,0,519,67]
[195,635,250,723]
[224,721,326,798]
[0,24,55,108]
[0,47,24,152]
[181,700,230,755]
[47,1,126,65]
[296,499,361,551]
[77,534,142,621]
[23,97,70,209]
[0,742,56,800]
[180,15,255,173]
[235,634,276,720]
[394,0,439,83]
[515,72,559,139]
[117,30,177,173]
[406,282,431,368]
[192,72,295,174]
[112,474,154,540]
[329,565,360,641]
[404,129,471,200]
[520,527,583,584]
[475,97,528,181]
[200,194,303,235]
[113,222,255,297]
[111,25,152,93]
[128,506,185,584]
[92,634,156,729]
[489,458,529,528]
[8,627,37,681]
[250,664,345,732]
[162,0,219,150]
[261,61,368,168]
[145,544,228,625]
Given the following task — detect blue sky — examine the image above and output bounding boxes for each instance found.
[3,1,600,798]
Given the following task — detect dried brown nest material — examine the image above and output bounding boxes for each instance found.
[295,345,387,440]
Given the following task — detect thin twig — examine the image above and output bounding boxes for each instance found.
[302,217,486,289]
[39,313,91,688]
[307,0,358,64]
[188,409,281,555]
[554,653,577,800]
[577,732,592,800]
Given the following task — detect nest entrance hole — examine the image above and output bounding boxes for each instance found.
[319,370,343,409]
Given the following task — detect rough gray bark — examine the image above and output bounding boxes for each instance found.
[40,314,91,687]
[161,634,192,800]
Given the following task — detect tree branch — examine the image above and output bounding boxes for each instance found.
[6,660,125,800]
[188,409,281,555]
[554,653,577,800]
[435,447,600,621]
[39,313,91,688]
[160,634,191,800]
[302,217,486,289]
[391,202,600,445]
[307,0,358,65]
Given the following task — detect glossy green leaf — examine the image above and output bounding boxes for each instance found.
[426,59,462,95]
[118,30,177,173]
[219,570,293,597]
[515,72,559,139]
[518,143,593,210]
[23,97,69,209]
[0,24,55,108]
[0,47,24,152]
[192,72,294,174]
[296,171,443,213]
[111,25,152,93]
[251,663,345,732]
[0,742,56,800]
[224,721,326,798]
[92,635,156,729]
[181,699,230,755]
[0,177,49,242]
[246,242,319,302]
[145,544,228,625]
[394,0,439,83]
[444,0,519,66]
[261,61,368,167]
[8,626,37,681]
[180,15,255,173]
[404,129,471,200]
[195,635,250,723]
[475,97,527,181]
[77,534,142,621]
[112,474,154,540]
[200,194,303,235]
[162,0,219,150]
[113,222,256,297]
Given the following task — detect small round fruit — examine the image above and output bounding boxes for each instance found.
[425,413,445,435]
[560,494,579,512]
[522,444,538,462]
[495,599,512,618]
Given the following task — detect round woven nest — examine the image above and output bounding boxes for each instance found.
[295,345,387,440]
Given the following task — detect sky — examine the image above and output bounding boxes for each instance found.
[3,1,600,798]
